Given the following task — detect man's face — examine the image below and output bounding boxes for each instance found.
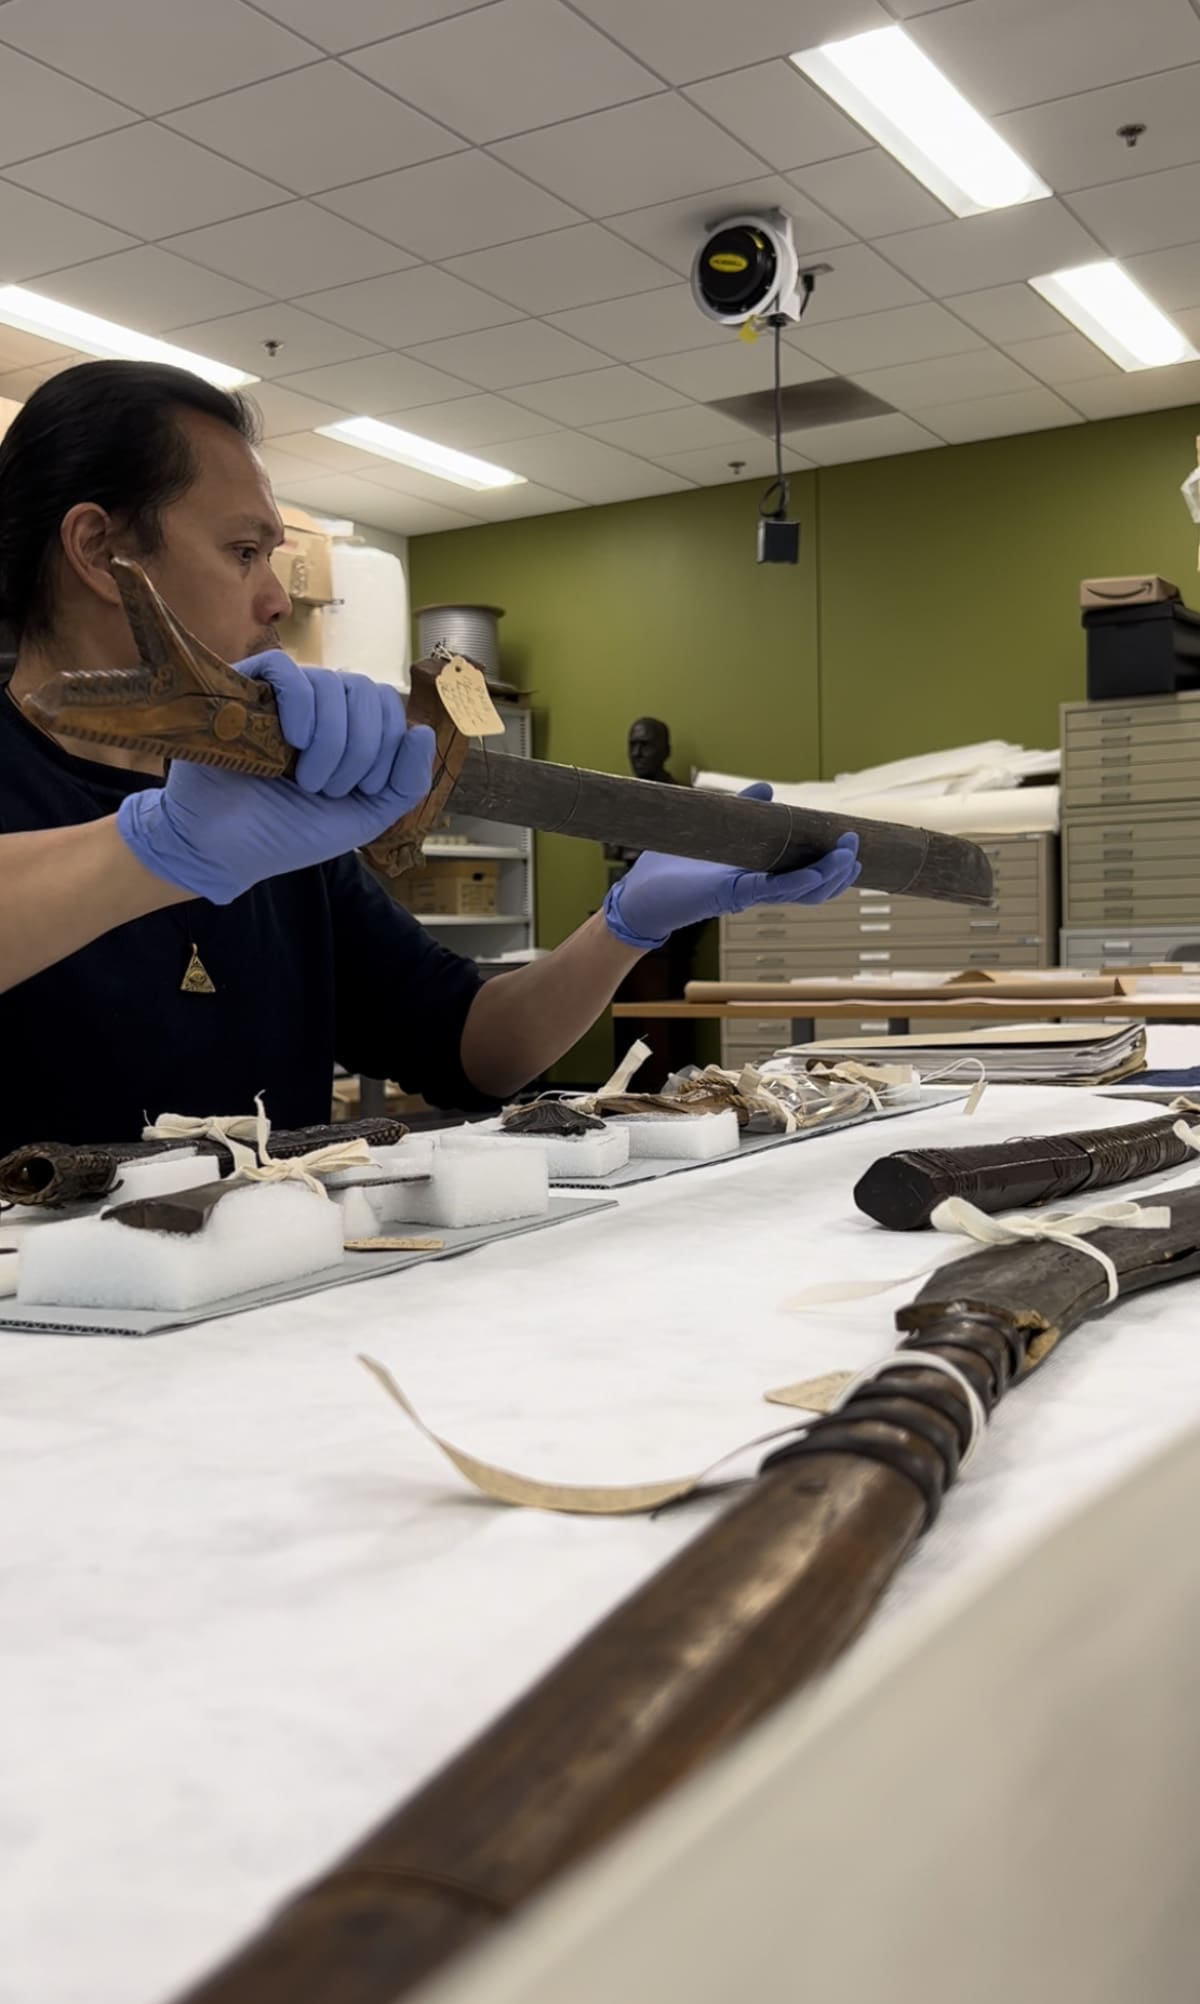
[629,721,668,778]
[131,409,291,665]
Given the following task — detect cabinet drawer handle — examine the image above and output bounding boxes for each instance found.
[858,951,892,962]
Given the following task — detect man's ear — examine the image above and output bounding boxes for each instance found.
[58,502,124,610]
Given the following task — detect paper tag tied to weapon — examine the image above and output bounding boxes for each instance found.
[435,654,505,738]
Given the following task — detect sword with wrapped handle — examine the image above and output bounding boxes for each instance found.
[854,1112,1197,1230]
[21,559,994,906]
[170,1186,1200,2004]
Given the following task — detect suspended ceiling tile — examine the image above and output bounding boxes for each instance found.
[585,404,760,454]
[497,429,695,501]
[298,268,525,346]
[942,283,1067,344]
[793,302,987,374]
[167,64,462,198]
[403,321,610,390]
[165,205,413,298]
[280,470,485,531]
[1071,163,1200,259]
[0,0,316,114]
[996,66,1200,195]
[267,429,382,471]
[877,202,1104,296]
[271,351,471,413]
[637,339,831,402]
[783,412,943,463]
[347,0,662,143]
[0,327,74,372]
[922,385,1084,443]
[1059,359,1200,418]
[1004,332,1121,387]
[7,126,289,237]
[395,393,564,448]
[910,0,1200,117]
[789,152,949,239]
[604,176,846,274]
[258,441,330,490]
[491,98,764,219]
[248,0,486,51]
[35,246,269,334]
[317,153,580,259]
[341,456,514,506]
[0,46,137,167]
[682,62,873,173]
[0,181,134,279]
[1125,241,1200,312]
[547,286,730,362]
[0,354,85,399]
[851,347,1040,410]
[463,481,582,519]
[168,302,382,376]
[443,226,676,315]
[650,440,816,482]
[778,245,927,327]
[243,379,349,436]
[505,366,690,424]
[566,0,892,86]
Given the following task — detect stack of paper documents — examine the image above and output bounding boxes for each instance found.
[779,1021,1147,1087]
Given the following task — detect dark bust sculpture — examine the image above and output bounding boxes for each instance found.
[606,718,677,876]
[627,717,674,785]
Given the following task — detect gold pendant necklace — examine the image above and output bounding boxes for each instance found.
[180,943,217,995]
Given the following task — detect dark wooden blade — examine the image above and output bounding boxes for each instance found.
[451,747,994,905]
[23,558,993,907]
[105,1178,241,1234]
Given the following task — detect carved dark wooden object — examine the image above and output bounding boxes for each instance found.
[171,1189,1200,2004]
[24,560,994,906]
[855,1112,1191,1230]
[500,1103,605,1136]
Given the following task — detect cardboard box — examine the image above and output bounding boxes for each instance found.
[1079,574,1180,608]
[403,860,499,917]
[271,504,334,606]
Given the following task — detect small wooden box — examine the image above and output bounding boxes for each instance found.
[404,860,499,916]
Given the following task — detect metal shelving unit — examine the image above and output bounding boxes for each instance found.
[416,701,536,962]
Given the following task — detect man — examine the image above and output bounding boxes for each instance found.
[0,361,859,1150]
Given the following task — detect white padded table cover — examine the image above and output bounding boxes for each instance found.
[3,1085,1200,2004]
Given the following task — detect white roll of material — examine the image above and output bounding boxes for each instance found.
[324,542,410,694]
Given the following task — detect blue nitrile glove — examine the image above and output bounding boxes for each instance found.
[116,653,434,905]
[603,783,862,951]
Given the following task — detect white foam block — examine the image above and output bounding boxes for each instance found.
[617,1108,741,1160]
[492,1125,631,1178]
[0,1251,16,1298]
[108,1150,205,1204]
[332,1185,386,1244]
[324,1138,438,1188]
[17,1183,343,1312]
[390,1143,549,1228]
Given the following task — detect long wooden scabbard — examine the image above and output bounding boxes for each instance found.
[171,1188,1200,2004]
[23,560,994,907]
[854,1112,1193,1229]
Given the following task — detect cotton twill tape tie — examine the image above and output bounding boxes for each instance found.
[787,1197,1172,1313]
[144,1095,371,1197]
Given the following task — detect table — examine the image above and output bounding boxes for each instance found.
[613,993,1200,1045]
[5,1085,1200,2004]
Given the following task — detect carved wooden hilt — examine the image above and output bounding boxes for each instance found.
[22,557,464,876]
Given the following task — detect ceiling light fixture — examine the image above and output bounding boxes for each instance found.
[790,26,1050,217]
[1029,262,1200,372]
[0,285,257,390]
[315,415,524,492]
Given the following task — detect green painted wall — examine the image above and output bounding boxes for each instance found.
[411,404,1200,1080]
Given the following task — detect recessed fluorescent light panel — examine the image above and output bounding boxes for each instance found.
[1030,263,1200,372]
[315,416,524,492]
[0,285,257,390]
[791,26,1050,216]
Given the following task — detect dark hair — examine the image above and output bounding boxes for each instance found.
[0,359,259,642]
